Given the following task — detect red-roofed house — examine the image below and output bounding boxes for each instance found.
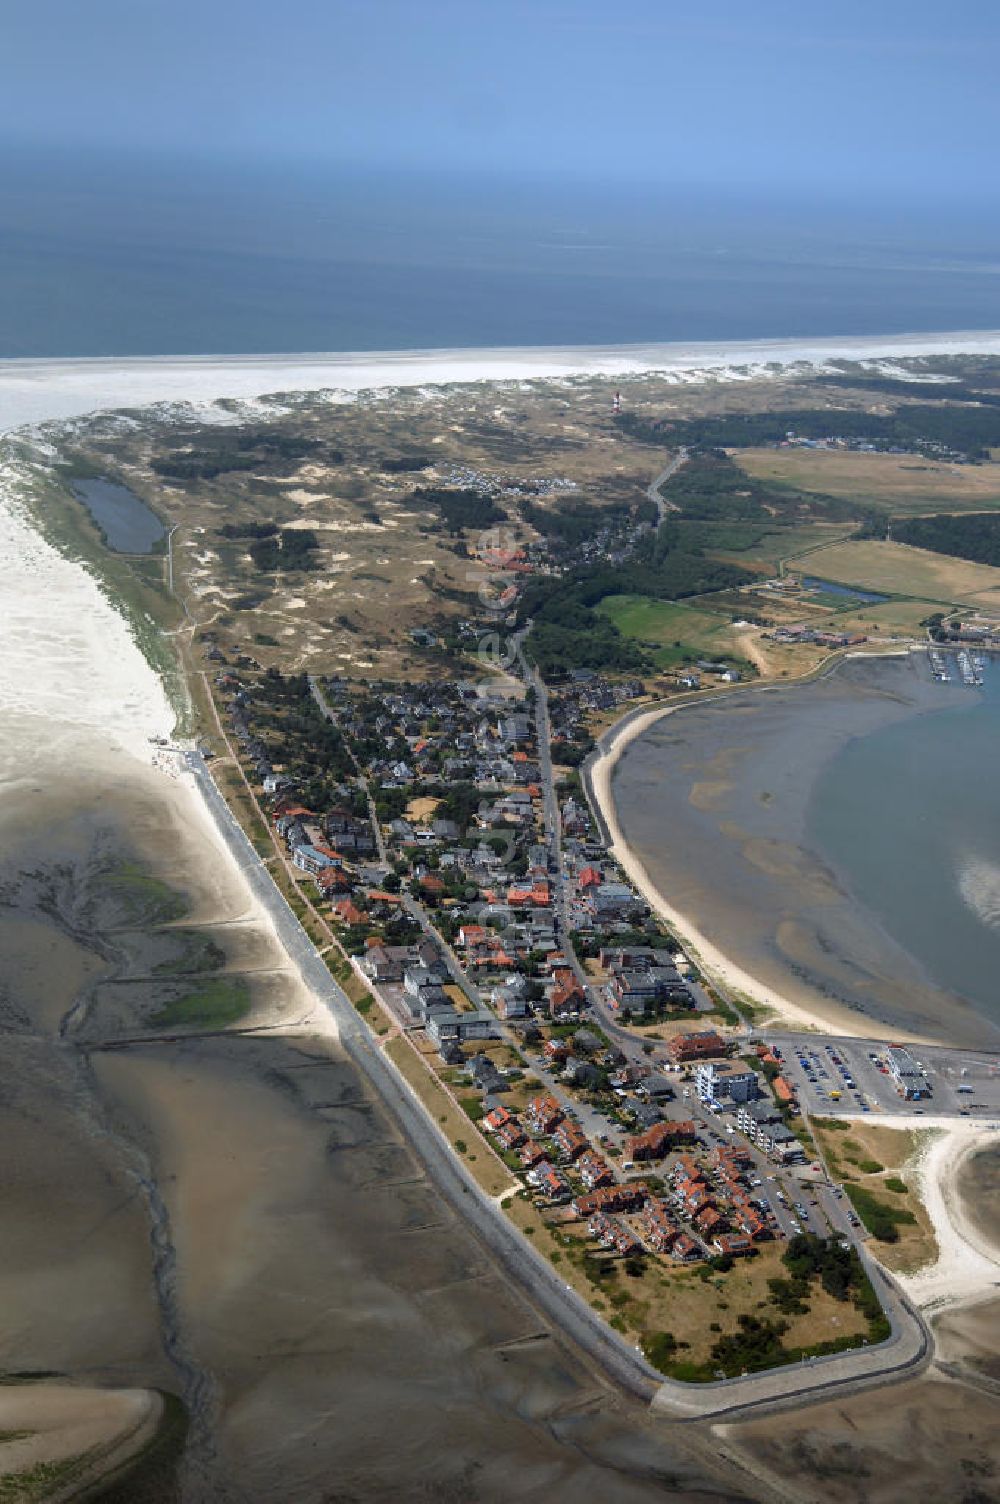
[365,889,404,905]
[643,1200,679,1253]
[713,1233,754,1258]
[668,1031,728,1064]
[627,1120,697,1162]
[694,1205,726,1239]
[332,899,367,926]
[496,1119,527,1152]
[572,1183,647,1218]
[519,1139,546,1169]
[535,1163,570,1201]
[578,1152,614,1190]
[526,1094,564,1136]
[548,967,586,1018]
[552,1120,588,1161]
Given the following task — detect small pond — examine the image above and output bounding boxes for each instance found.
[799,574,888,605]
[71,478,166,554]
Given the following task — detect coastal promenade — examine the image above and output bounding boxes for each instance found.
[184,746,935,1422]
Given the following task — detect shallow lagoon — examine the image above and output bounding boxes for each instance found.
[807,655,1000,1024]
[613,652,1000,1047]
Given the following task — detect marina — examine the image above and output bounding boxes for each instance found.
[928,647,987,687]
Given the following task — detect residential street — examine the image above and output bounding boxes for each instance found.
[184,744,934,1421]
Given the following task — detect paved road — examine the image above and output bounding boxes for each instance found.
[647,447,688,522]
[184,746,936,1420]
[527,665,596,1001]
[309,675,390,866]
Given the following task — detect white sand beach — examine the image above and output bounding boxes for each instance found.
[2,327,1000,432]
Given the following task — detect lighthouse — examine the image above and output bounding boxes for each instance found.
[612,390,621,414]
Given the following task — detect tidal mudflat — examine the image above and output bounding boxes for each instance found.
[0,731,746,1503]
[613,653,1000,1048]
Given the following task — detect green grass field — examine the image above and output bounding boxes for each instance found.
[596,594,748,670]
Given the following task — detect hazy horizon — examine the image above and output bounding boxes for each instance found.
[5,1,999,197]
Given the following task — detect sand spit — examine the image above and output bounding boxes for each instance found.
[0,1384,163,1496]
[2,328,1000,431]
[872,1116,1000,1314]
[588,692,881,1038]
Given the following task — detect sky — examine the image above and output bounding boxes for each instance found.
[2,0,999,199]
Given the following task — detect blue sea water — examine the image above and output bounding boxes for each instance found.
[1,151,999,358]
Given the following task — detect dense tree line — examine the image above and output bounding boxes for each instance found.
[892,511,1000,566]
[661,452,861,523]
[253,669,355,799]
[151,431,341,481]
[217,521,279,540]
[249,528,321,571]
[522,495,653,544]
[380,455,431,472]
[617,404,1000,461]
[520,516,752,677]
[822,374,1000,407]
[409,486,507,533]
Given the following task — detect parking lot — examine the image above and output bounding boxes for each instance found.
[769,1033,1000,1121]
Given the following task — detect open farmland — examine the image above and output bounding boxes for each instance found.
[792,538,1000,609]
[706,521,857,577]
[733,447,1000,515]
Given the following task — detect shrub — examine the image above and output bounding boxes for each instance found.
[644,1331,679,1370]
[843,1185,916,1243]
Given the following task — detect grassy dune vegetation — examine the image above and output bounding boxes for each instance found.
[811,1118,937,1273]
